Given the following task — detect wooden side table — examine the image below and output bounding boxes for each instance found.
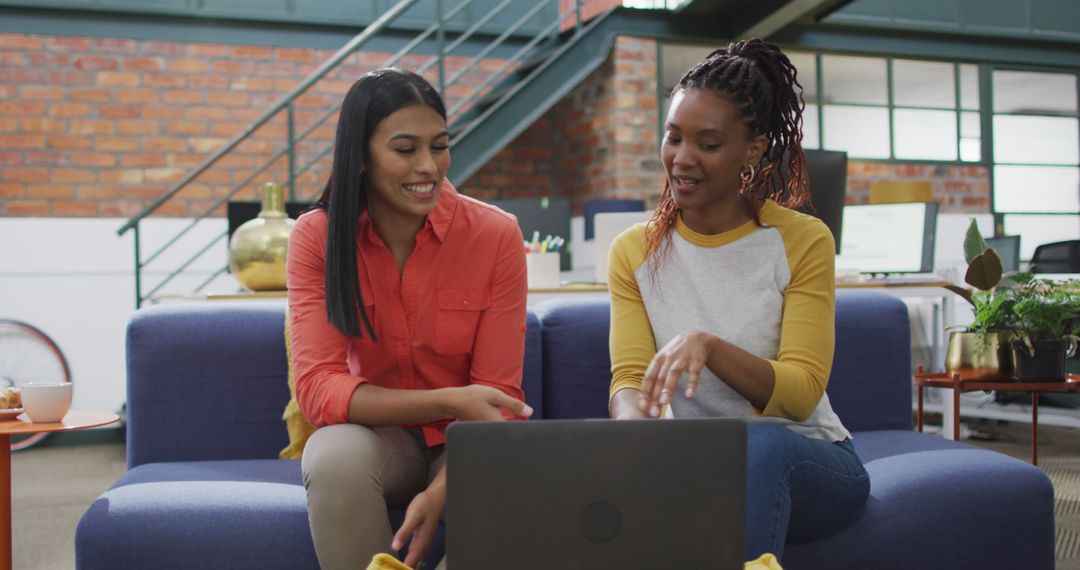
[914,372,1080,466]
[0,411,119,570]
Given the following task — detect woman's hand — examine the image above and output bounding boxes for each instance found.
[392,475,446,568]
[443,384,533,421]
[610,388,650,420]
[639,331,715,418]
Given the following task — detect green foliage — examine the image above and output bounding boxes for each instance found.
[1009,273,1080,341]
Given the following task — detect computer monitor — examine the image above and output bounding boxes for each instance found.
[486,197,572,270]
[835,201,940,274]
[984,235,1021,273]
[797,149,847,254]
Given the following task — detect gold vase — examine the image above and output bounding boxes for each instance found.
[945,330,1015,381]
[228,182,296,291]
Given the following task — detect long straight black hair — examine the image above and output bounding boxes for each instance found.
[316,68,447,339]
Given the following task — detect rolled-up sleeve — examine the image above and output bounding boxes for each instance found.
[286,213,366,427]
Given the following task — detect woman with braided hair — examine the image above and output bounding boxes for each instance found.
[608,39,869,560]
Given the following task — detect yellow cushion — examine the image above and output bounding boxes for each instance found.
[746,553,783,569]
[367,554,412,570]
[280,310,317,460]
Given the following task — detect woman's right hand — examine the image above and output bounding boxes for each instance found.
[443,384,533,421]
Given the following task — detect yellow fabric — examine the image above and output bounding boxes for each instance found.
[746,553,784,569]
[367,554,413,570]
[607,201,835,422]
[280,309,317,460]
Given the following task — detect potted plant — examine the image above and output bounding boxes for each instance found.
[943,220,1017,380]
[1008,273,1080,381]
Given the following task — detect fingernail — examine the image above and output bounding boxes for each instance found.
[650,405,659,417]
[523,405,534,416]
[685,388,694,398]
[659,393,670,405]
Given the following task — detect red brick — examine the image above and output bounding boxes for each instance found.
[4,200,50,215]
[274,78,299,91]
[98,200,143,217]
[4,167,48,183]
[212,60,254,75]
[0,101,45,116]
[120,153,166,167]
[256,62,297,77]
[74,55,119,70]
[51,199,99,216]
[144,137,188,152]
[190,137,228,154]
[24,150,65,166]
[0,34,41,50]
[232,46,273,60]
[75,185,121,199]
[19,86,65,100]
[122,184,166,198]
[69,88,112,102]
[186,107,229,122]
[48,70,93,85]
[0,152,21,166]
[187,42,229,56]
[161,90,205,105]
[45,36,91,50]
[115,120,159,135]
[188,75,230,90]
[52,168,96,183]
[97,71,140,87]
[123,57,164,71]
[0,183,24,198]
[96,103,140,119]
[231,77,274,91]
[139,41,184,56]
[275,48,315,62]
[70,120,114,135]
[144,167,186,183]
[0,68,43,83]
[27,183,73,198]
[0,118,15,133]
[48,102,93,118]
[94,137,141,152]
[0,135,46,149]
[141,105,180,120]
[144,73,186,89]
[48,135,93,150]
[92,38,137,54]
[101,169,145,184]
[20,118,67,134]
[114,88,158,104]
[73,152,117,167]
[206,91,249,107]
[165,122,208,136]
[169,58,208,73]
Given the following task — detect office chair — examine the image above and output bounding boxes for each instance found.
[1030,239,1080,274]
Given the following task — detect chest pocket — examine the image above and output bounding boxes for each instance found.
[435,288,491,354]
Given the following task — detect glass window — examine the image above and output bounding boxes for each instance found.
[993,115,1080,165]
[788,52,817,104]
[960,64,979,111]
[893,109,957,160]
[893,60,955,108]
[803,103,820,149]
[823,105,890,158]
[822,55,887,105]
[960,111,981,162]
[993,71,1078,115]
[1002,214,1080,260]
[994,165,1080,213]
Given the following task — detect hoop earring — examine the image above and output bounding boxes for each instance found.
[739,164,756,190]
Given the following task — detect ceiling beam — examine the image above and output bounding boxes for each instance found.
[733,0,854,39]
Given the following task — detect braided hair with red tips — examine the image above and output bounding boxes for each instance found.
[646,38,810,264]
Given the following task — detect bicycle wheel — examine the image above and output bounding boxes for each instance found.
[0,319,72,451]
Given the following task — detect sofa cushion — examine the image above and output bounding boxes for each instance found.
[533,298,612,419]
[75,460,445,570]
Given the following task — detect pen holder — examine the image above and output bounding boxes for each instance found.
[526,252,561,289]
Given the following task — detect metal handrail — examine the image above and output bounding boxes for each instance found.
[126,0,591,306]
[116,0,422,237]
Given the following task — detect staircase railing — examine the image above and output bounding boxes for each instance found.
[117,0,594,308]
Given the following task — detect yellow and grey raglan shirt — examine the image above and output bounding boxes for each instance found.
[609,200,851,442]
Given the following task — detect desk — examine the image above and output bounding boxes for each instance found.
[914,372,1080,465]
[0,411,118,570]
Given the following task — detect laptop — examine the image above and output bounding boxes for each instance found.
[445,419,746,570]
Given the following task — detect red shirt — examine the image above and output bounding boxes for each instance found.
[286,181,527,446]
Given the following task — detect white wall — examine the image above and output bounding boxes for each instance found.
[0,217,240,414]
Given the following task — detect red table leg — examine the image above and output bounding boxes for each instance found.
[0,434,11,570]
[952,376,961,440]
[917,384,924,432]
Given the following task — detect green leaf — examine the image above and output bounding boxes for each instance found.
[963,219,989,264]
[964,248,1003,291]
[944,284,975,308]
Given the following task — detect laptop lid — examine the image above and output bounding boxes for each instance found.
[446,419,746,570]
[593,211,653,284]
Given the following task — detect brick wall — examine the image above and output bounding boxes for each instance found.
[0,32,504,217]
[846,161,991,213]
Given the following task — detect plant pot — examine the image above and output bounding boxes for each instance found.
[945,331,1015,381]
[1010,337,1078,382]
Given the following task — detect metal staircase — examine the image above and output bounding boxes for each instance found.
[116,0,613,307]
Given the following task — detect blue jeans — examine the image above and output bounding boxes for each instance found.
[745,423,869,560]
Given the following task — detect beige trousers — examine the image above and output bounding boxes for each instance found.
[302,424,446,570]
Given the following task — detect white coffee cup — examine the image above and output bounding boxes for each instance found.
[21,382,72,423]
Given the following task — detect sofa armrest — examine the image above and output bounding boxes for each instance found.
[126,300,290,468]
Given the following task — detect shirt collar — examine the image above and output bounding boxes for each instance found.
[359,178,458,245]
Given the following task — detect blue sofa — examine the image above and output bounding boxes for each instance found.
[76,291,1055,569]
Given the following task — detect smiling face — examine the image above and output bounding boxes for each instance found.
[364,103,451,230]
[661,87,767,234]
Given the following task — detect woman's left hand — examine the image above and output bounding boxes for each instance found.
[392,480,446,568]
[639,331,714,418]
